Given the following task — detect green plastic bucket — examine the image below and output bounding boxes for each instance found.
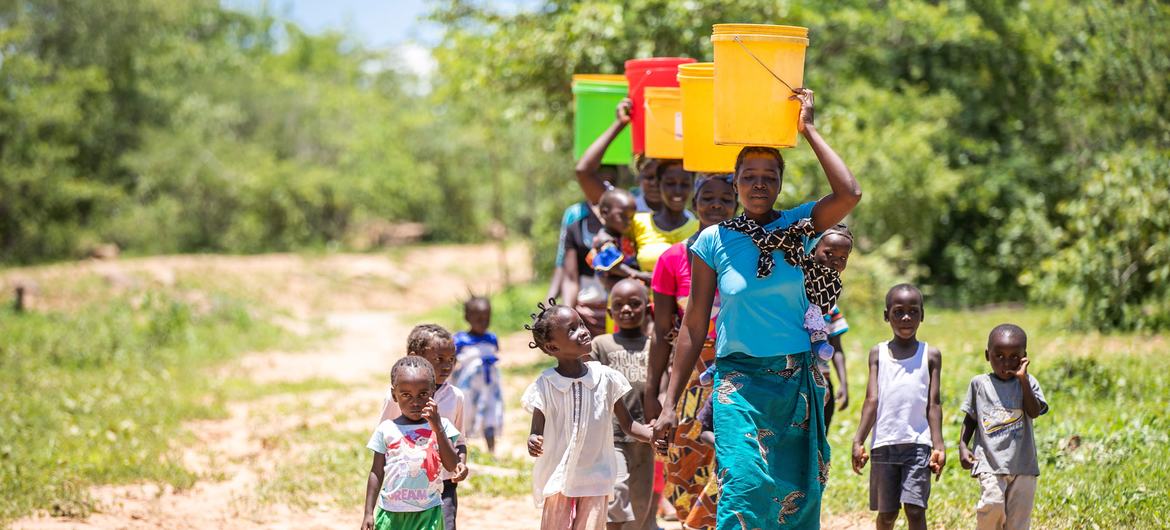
[572,75,633,165]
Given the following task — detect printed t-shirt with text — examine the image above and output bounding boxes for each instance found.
[366,418,460,513]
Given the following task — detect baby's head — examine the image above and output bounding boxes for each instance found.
[813,224,854,273]
[525,299,593,362]
[607,278,648,332]
[390,355,436,422]
[986,324,1028,381]
[599,188,637,235]
[883,283,924,340]
[464,295,492,335]
[406,323,456,386]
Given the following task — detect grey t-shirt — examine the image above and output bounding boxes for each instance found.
[960,373,1049,476]
[590,333,649,442]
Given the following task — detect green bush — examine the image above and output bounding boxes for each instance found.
[1030,146,1170,331]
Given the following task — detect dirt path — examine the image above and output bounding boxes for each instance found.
[12,243,867,530]
[14,243,548,530]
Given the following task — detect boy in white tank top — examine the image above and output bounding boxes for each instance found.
[851,284,946,530]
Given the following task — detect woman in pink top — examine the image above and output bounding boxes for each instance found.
[645,174,736,528]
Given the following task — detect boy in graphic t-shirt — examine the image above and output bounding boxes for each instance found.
[959,324,1049,530]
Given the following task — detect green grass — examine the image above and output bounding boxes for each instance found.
[821,307,1170,528]
[410,280,550,336]
[255,426,371,510]
[0,292,290,524]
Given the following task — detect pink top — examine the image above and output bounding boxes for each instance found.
[651,242,719,341]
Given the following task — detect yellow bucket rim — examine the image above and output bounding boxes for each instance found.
[712,23,808,38]
[677,62,714,79]
[644,87,681,100]
[711,34,808,46]
[571,74,628,85]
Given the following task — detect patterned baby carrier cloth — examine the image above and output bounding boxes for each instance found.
[720,215,842,357]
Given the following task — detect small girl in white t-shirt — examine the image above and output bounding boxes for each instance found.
[522,300,656,529]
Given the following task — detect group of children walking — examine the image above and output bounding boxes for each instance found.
[361,299,505,530]
[360,95,1049,530]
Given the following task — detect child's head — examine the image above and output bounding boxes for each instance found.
[406,324,456,386]
[463,295,492,335]
[525,299,592,362]
[883,283,924,340]
[692,173,737,227]
[734,146,785,217]
[985,324,1028,381]
[813,224,854,273]
[607,278,648,332]
[656,159,695,215]
[390,355,437,422]
[634,155,662,209]
[599,188,637,235]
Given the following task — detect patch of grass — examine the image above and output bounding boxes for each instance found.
[256,432,370,510]
[219,377,350,402]
[502,358,555,380]
[467,445,529,471]
[821,307,1170,528]
[458,468,530,498]
[411,280,550,336]
[0,292,288,524]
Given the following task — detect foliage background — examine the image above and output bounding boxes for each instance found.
[1,0,1167,330]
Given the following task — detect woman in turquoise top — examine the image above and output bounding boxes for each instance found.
[652,88,861,529]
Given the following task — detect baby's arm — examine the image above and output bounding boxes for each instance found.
[927,347,946,480]
[829,334,848,410]
[612,263,652,284]
[613,398,652,443]
[528,409,546,457]
[851,345,881,474]
[361,451,386,530]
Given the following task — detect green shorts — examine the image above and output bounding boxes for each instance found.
[375,506,443,530]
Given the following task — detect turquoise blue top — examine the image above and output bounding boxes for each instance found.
[691,202,816,358]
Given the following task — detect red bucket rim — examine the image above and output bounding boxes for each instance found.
[624,57,696,71]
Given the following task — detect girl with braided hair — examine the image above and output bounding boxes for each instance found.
[652,88,862,529]
[521,300,657,530]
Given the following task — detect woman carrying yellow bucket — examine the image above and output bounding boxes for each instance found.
[654,87,863,530]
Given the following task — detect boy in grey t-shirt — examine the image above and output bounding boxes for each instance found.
[959,324,1049,530]
[590,279,655,530]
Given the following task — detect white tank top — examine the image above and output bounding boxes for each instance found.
[871,340,932,449]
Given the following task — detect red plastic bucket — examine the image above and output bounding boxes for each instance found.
[625,57,695,154]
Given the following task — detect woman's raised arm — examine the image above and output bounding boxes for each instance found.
[791,89,862,231]
[575,99,632,204]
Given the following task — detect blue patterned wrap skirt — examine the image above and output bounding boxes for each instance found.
[712,351,830,529]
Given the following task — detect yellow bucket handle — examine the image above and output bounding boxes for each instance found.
[732,35,799,94]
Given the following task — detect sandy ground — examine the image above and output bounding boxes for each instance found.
[11,243,866,529]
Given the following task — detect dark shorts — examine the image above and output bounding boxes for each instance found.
[869,443,932,512]
[442,480,457,530]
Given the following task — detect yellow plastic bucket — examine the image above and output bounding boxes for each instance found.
[711,24,809,147]
[678,63,740,173]
[643,86,684,159]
